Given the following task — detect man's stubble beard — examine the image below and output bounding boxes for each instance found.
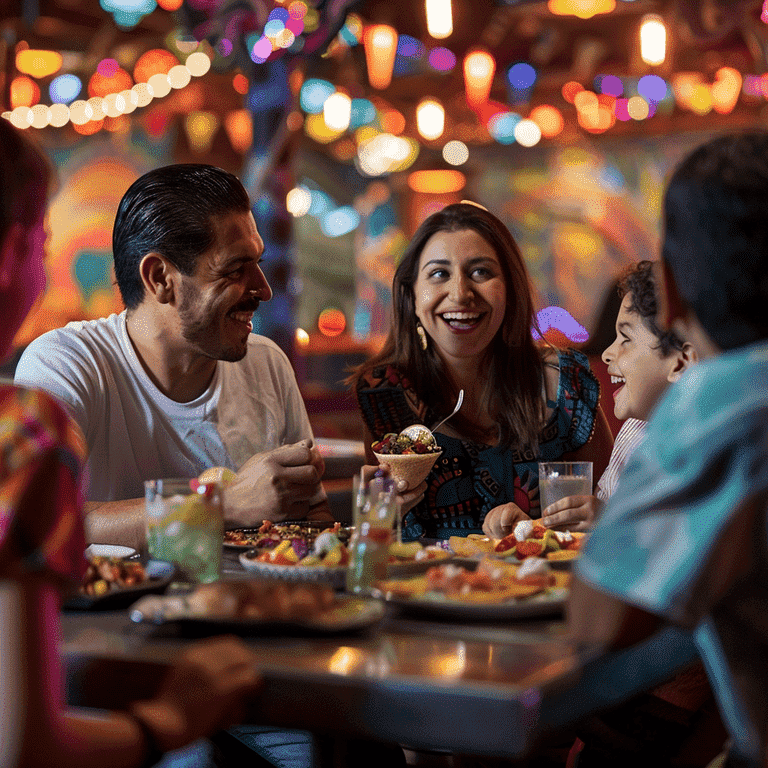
[177,283,249,363]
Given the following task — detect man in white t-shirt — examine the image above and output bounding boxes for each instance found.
[15,164,330,547]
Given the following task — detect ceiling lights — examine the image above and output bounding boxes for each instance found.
[363,24,398,89]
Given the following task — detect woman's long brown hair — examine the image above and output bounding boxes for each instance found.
[350,203,547,452]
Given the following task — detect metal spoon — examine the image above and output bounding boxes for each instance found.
[399,389,464,441]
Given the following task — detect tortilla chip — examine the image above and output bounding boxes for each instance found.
[448,534,496,556]
[547,549,580,561]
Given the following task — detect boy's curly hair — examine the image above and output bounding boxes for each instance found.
[619,260,685,356]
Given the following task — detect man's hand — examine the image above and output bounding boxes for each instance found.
[482,502,531,539]
[224,440,324,526]
[541,495,602,532]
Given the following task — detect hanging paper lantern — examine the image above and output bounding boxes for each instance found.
[464,50,495,107]
[363,25,397,89]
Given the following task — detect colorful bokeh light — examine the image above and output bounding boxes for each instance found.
[318,308,346,337]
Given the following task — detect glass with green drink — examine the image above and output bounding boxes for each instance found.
[144,478,223,583]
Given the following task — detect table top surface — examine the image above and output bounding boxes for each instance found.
[62,602,589,758]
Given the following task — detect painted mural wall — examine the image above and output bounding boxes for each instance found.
[16,129,716,366]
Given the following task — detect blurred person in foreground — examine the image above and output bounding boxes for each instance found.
[0,119,261,768]
[15,163,331,548]
[551,260,722,768]
[351,202,614,541]
[570,132,768,768]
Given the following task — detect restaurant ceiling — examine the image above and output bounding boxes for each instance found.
[3,0,768,145]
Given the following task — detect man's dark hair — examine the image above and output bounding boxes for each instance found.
[619,260,684,356]
[113,164,251,309]
[663,132,768,350]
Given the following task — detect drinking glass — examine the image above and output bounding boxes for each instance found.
[346,472,397,594]
[538,462,593,512]
[145,478,223,583]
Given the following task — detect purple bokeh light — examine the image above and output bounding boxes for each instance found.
[533,306,589,343]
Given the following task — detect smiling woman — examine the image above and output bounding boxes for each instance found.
[350,202,614,541]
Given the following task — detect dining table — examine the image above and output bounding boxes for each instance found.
[62,548,701,761]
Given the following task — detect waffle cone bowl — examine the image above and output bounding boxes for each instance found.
[373,450,441,490]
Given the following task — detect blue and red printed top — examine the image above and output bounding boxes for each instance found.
[356,349,601,541]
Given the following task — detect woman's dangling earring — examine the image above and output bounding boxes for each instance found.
[416,322,428,351]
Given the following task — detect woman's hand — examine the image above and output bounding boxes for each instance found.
[361,464,427,516]
[540,495,602,532]
[393,477,427,515]
[482,503,531,539]
[131,636,261,752]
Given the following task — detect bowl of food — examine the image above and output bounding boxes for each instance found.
[372,429,441,489]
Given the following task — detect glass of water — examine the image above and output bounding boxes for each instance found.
[538,462,593,513]
[145,478,223,583]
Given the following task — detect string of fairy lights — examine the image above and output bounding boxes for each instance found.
[2,50,211,131]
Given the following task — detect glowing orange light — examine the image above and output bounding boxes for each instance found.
[711,67,742,114]
[224,109,253,153]
[562,81,584,104]
[10,76,40,108]
[232,73,249,95]
[104,115,131,133]
[578,104,614,133]
[380,108,405,134]
[88,68,133,98]
[363,25,397,89]
[15,49,62,78]
[529,105,564,138]
[598,93,616,109]
[318,308,346,337]
[157,0,184,9]
[289,68,304,95]
[185,111,219,153]
[286,110,304,131]
[407,169,466,194]
[574,90,598,112]
[463,49,496,108]
[548,0,616,19]
[73,119,104,136]
[133,49,179,83]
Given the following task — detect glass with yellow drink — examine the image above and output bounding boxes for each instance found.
[144,478,223,583]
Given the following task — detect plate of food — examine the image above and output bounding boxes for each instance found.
[224,520,353,551]
[448,522,585,569]
[65,558,175,611]
[130,579,384,636]
[386,540,453,576]
[373,557,569,621]
[238,526,352,588]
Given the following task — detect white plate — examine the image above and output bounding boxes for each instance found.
[85,544,137,560]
